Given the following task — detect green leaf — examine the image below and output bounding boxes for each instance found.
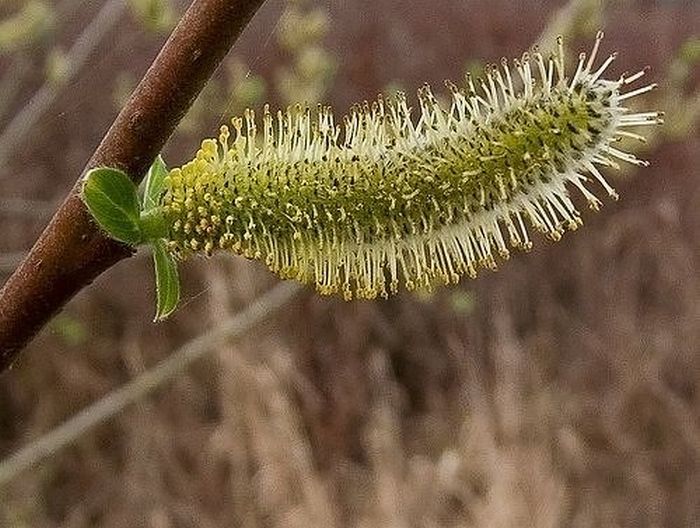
[82,167,142,245]
[152,239,180,321]
[142,155,168,211]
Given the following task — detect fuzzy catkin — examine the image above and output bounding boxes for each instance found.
[160,34,661,300]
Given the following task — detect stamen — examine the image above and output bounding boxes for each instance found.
[589,53,617,83]
[618,83,658,101]
[624,66,650,85]
[585,30,605,72]
[570,52,587,90]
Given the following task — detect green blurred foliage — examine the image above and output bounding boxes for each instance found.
[0,1,54,53]
[275,0,336,105]
[176,58,268,135]
[48,313,87,347]
[44,47,70,87]
[129,0,176,34]
[664,36,700,139]
[448,289,476,315]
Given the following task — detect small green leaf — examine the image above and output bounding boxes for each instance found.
[82,167,142,245]
[142,155,168,211]
[152,239,180,321]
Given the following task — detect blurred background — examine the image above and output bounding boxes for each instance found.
[0,0,699,526]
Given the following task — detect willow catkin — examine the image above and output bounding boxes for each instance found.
[160,34,661,300]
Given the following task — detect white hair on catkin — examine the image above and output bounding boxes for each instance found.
[161,33,662,300]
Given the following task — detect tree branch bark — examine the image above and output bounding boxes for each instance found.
[0,0,267,372]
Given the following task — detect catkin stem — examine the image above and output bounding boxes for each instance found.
[140,209,168,242]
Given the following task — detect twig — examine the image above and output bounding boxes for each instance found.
[0,0,267,371]
[0,281,303,486]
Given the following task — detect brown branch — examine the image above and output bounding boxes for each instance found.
[0,0,267,372]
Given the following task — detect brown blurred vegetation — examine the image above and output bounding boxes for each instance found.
[1,0,699,526]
